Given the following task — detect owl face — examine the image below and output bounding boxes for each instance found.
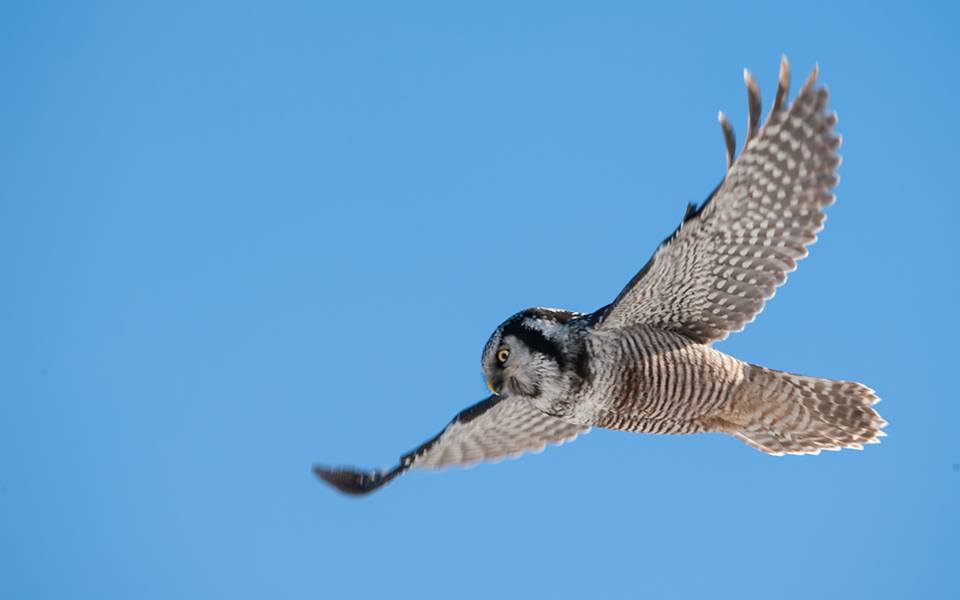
[481,308,581,399]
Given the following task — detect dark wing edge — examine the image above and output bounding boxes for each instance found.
[312,463,407,496]
[595,56,838,342]
[313,395,588,496]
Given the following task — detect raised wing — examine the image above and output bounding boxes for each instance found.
[314,395,588,495]
[597,57,840,343]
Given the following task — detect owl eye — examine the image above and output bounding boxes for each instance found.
[497,348,510,364]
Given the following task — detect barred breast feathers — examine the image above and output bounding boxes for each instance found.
[579,325,746,432]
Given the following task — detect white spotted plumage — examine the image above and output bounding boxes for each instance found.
[314,57,886,496]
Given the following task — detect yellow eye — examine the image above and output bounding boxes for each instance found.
[497,348,510,364]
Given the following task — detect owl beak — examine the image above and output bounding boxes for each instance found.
[486,378,501,396]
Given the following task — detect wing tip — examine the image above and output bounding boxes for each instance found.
[717,110,735,170]
[312,464,402,496]
[743,67,762,147]
[769,55,792,119]
[799,62,820,97]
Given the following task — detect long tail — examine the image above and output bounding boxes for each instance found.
[731,365,887,456]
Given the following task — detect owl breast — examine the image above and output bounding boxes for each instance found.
[564,325,746,430]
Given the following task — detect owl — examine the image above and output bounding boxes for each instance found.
[315,57,886,495]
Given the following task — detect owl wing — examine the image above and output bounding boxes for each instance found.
[314,395,589,495]
[596,58,840,344]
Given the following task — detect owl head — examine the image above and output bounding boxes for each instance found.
[481,307,583,399]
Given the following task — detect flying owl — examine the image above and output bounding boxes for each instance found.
[314,57,886,495]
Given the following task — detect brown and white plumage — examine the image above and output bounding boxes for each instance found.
[574,324,884,456]
[315,395,587,495]
[598,58,839,343]
[314,57,885,496]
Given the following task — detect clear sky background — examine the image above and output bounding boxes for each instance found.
[3,2,958,599]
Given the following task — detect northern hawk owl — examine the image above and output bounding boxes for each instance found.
[315,57,886,495]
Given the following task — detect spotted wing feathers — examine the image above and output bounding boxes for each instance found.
[599,57,840,344]
[314,395,588,495]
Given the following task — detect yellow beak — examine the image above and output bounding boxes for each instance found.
[486,378,500,396]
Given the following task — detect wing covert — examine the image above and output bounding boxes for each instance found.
[597,58,840,343]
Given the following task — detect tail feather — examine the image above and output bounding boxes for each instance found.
[732,365,886,456]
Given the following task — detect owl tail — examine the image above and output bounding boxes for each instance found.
[731,365,887,456]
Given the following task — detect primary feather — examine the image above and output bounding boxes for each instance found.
[315,57,884,496]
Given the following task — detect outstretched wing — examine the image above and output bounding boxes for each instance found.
[597,57,841,344]
[314,395,589,495]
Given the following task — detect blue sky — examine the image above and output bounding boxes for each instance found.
[2,2,958,598]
